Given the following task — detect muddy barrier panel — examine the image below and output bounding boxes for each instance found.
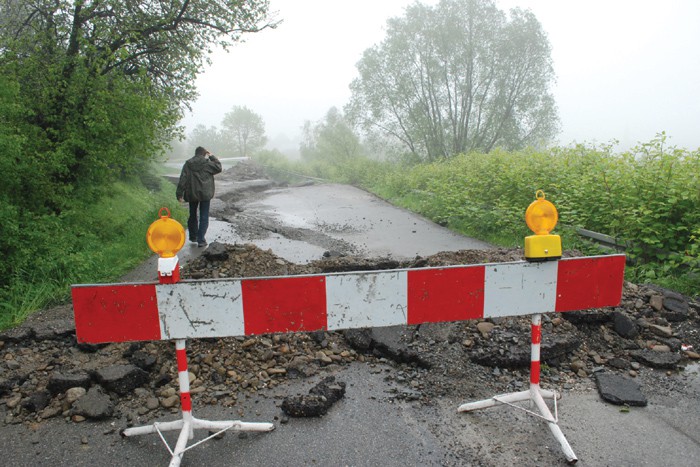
[72,254,624,344]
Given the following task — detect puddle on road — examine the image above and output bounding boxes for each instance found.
[683,362,700,391]
[273,212,313,230]
[685,362,699,374]
[197,218,327,264]
[253,234,328,264]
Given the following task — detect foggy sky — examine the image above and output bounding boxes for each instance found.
[181,0,700,153]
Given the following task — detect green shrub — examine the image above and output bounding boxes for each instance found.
[0,176,185,329]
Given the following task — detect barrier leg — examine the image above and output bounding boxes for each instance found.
[457,314,578,464]
[122,339,274,465]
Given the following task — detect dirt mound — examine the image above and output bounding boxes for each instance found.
[220,158,270,181]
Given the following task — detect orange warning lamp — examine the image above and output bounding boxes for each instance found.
[146,207,185,258]
[524,190,562,261]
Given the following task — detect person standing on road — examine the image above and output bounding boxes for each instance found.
[176,146,223,247]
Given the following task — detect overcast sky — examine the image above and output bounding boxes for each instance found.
[181,0,700,152]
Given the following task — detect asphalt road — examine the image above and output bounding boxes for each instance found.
[3,180,700,466]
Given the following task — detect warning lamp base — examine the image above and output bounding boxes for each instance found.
[158,256,180,284]
[524,234,562,262]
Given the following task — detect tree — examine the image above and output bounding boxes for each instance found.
[300,107,363,162]
[0,0,276,213]
[346,0,559,161]
[187,124,229,157]
[221,105,267,157]
[0,1,275,107]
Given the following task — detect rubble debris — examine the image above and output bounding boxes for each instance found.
[612,312,639,339]
[631,349,682,370]
[595,372,647,406]
[47,372,91,395]
[1,242,700,426]
[94,365,150,396]
[281,376,346,417]
[470,333,581,368]
[343,327,431,368]
[73,387,115,420]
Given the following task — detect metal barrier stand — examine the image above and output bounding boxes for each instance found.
[121,257,274,467]
[121,339,275,467]
[73,202,624,465]
[457,314,578,464]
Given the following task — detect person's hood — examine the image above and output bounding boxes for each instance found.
[189,154,209,168]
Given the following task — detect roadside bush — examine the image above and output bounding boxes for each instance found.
[0,177,185,329]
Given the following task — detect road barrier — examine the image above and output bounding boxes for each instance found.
[74,256,624,343]
[72,253,625,465]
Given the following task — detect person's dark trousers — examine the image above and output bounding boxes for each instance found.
[188,200,210,245]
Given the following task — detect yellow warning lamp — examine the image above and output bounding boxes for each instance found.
[524,190,562,262]
[146,207,185,258]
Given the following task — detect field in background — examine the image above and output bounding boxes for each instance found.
[3,135,698,330]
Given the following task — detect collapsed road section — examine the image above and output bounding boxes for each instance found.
[2,161,700,465]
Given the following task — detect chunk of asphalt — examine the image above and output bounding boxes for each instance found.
[47,372,92,395]
[309,376,346,404]
[30,319,76,341]
[630,349,681,369]
[73,386,115,420]
[94,364,149,395]
[202,241,229,261]
[595,372,647,407]
[470,334,580,368]
[343,326,431,368]
[612,311,639,339]
[21,390,52,412]
[281,376,346,417]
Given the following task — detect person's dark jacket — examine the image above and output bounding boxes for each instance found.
[176,154,223,202]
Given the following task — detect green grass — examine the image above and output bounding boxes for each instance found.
[0,175,187,329]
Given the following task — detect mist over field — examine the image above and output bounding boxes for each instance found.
[182,0,700,154]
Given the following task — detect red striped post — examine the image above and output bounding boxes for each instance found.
[175,340,193,416]
[118,254,275,466]
[530,314,542,386]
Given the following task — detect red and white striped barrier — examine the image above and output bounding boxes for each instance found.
[72,255,625,344]
[72,253,625,465]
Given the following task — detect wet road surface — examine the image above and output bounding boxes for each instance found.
[3,178,700,466]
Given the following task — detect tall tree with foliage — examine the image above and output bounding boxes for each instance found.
[346,0,558,161]
[0,0,275,214]
[221,105,267,157]
[300,107,363,162]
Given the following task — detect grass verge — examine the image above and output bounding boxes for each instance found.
[0,174,186,329]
